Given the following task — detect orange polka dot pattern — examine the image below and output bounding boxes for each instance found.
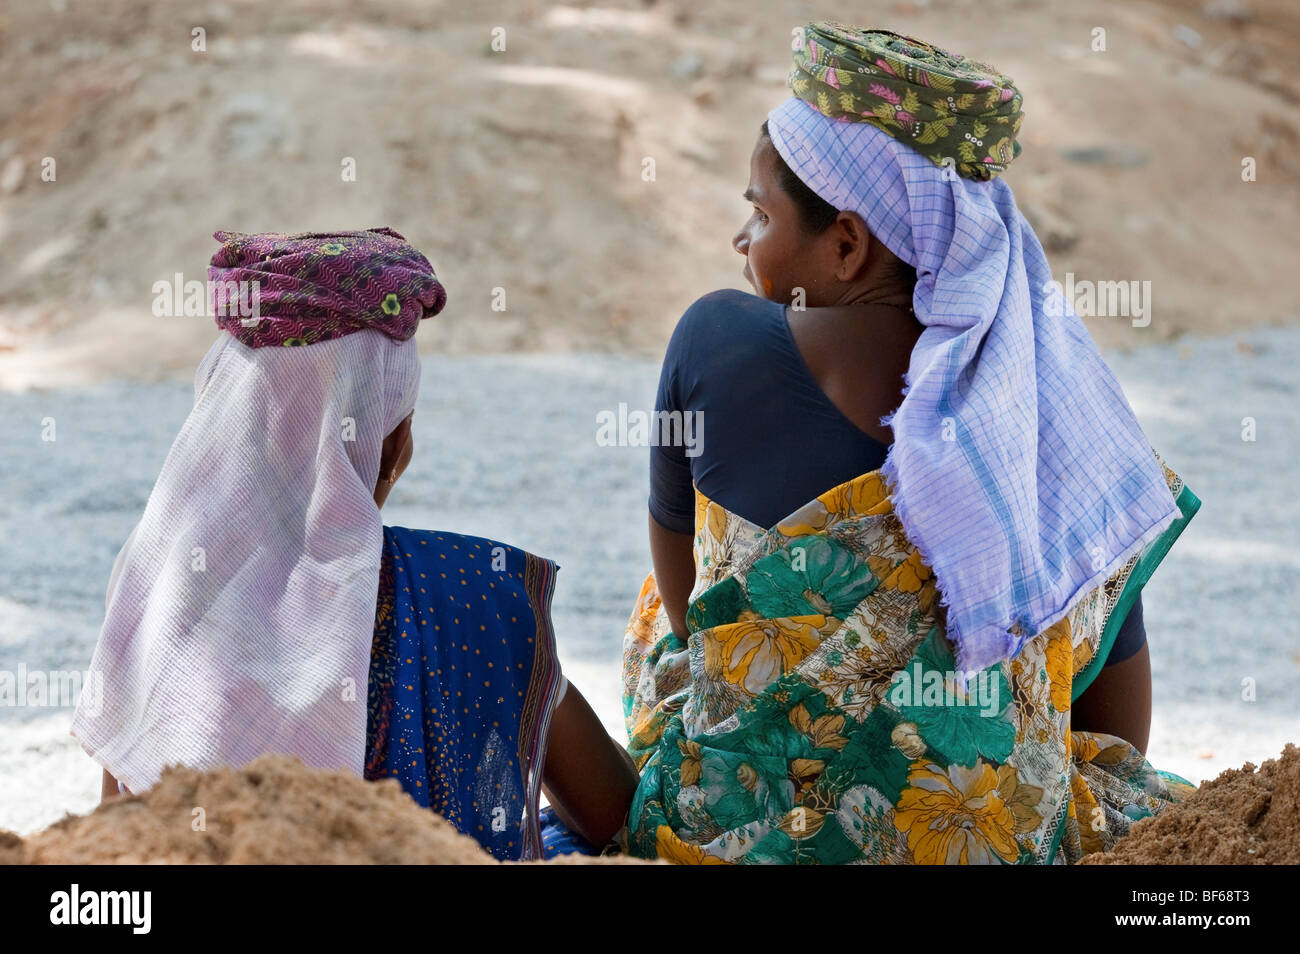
[364,525,562,861]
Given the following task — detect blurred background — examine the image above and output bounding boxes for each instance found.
[1,0,1297,835]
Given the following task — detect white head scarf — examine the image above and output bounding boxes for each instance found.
[71,330,421,793]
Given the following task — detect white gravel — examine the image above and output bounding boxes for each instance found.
[2,330,1297,836]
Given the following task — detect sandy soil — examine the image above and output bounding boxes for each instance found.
[1082,743,1300,864]
[0,752,661,864]
[4,745,1294,864]
[1,0,1298,389]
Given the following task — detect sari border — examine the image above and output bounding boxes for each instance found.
[1071,481,1202,703]
[1043,792,1071,865]
[517,551,563,860]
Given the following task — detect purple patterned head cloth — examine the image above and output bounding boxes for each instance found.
[207,227,447,348]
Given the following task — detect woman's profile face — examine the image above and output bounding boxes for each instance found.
[733,132,831,305]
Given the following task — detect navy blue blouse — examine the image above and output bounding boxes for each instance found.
[648,288,1146,667]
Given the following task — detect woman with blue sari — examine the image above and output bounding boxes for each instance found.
[624,23,1200,864]
[72,228,637,861]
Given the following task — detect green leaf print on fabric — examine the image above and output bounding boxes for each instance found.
[893,628,1015,768]
[836,705,913,804]
[747,828,797,865]
[686,576,749,633]
[797,813,862,865]
[747,535,878,621]
[698,747,794,830]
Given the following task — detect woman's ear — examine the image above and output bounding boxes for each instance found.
[832,210,873,281]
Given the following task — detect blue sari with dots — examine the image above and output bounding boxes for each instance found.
[364,526,567,861]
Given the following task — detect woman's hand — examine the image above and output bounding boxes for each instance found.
[100,767,129,802]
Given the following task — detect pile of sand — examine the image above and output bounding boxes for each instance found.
[5,747,1298,864]
[0,753,657,865]
[1083,744,1300,865]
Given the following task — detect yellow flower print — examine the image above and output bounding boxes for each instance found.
[1043,619,1073,713]
[702,625,726,680]
[995,763,1045,834]
[1072,638,1095,675]
[788,703,850,751]
[1068,729,1101,763]
[678,738,703,787]
[714,617,825,695]
[1070,730,1134,768]
[705,500,729,545]
[838,471,890,516]
[626,573,662,648]
[917,577,941,617]
[776,500,832,538]
[1070,768,1105,855]
[866,555,895,580]
[694,489,709,539]
[629,711,667,754]
[892,551,932,594]
[789,702,814,733]
[883,513,911,556]
[895,760,1020,864]
[655,825,730,865]
[777,474,890,538]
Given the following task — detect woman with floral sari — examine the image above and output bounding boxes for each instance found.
[72,228,637,860]
[623,23,1200,864]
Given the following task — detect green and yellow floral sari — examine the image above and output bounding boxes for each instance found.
[621,460,1200,864]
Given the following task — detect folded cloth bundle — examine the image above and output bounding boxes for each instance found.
[788,21,1024,181]
[208,227,447,348]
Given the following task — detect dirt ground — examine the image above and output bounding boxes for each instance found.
[4,746,1294,864]
[1,0,1298,388]
[1081,743,1300,864]
[0,752,661,864]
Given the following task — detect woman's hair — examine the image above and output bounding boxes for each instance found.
[760,120,841,235]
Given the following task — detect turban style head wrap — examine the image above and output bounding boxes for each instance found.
[788,22,1024,181]
[72,229,446,793]
[766,25,1178,672]
[207,227,447,347]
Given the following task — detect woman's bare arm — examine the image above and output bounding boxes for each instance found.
[541,682,640,849]
[1070,643,1152,756]
[535,511,693,850]
[648,512,694,640]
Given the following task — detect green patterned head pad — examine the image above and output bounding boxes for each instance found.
[787,21,1025,181]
